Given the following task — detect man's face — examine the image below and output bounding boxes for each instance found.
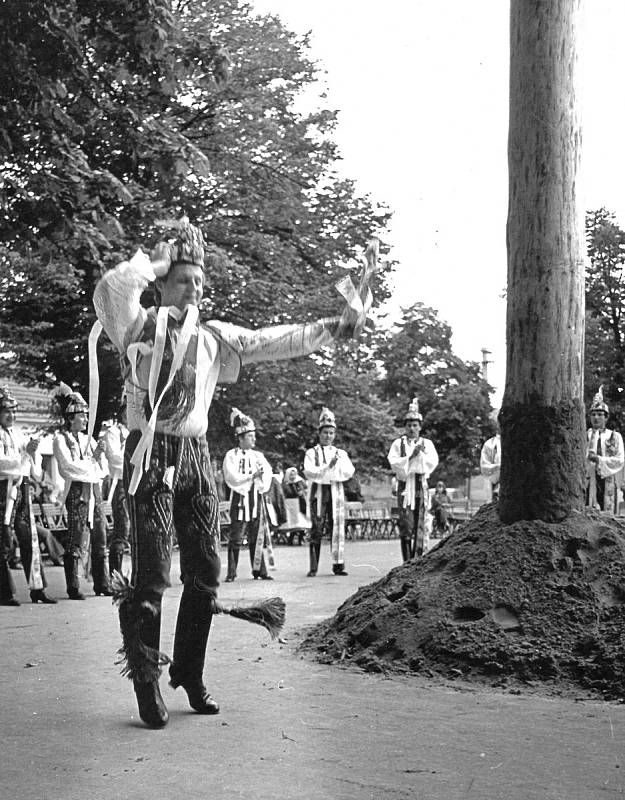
[0,408,16,428]
[158,262,204,311]
[69,411,88,433]
[319,427,336,446]
[405,419,421,438]
[239,430,256,450]
[590,410,607,431]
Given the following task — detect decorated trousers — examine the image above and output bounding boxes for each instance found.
[63,481,110,595]
[108,480,130,575]
[309,485,345,575]
[0,478,47,600]
[119,430,221,687]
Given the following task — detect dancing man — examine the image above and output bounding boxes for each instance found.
[222,408,273,582]
[93,218,365,727]
[387,398,439,562]
[303,407,355,577]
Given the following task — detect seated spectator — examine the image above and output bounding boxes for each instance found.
[283,467,308,515]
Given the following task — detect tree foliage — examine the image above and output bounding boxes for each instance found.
[585,208,625,431]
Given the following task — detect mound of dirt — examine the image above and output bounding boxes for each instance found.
[300,504,625,699]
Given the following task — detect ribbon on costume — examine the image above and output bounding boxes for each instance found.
[25,482,44,591]
[253,497,274,573]
[128,304,199,495]
[334,238,378,338]
[330,480,346,566]
[87,320,103,445]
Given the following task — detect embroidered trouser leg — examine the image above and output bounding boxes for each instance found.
[121,432,221,685]
[13,481,47,589]
[63,483,90,595]
[246,517,268,578]
[227,519,246,579]
[309,493,332,573]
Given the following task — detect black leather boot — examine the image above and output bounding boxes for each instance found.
[92,556,113,596]
[30,589,57,604]
[64,555,84,600]
[0,557,18,604]
[307,542,318,577]
[169,585,219,714]
[133,680,169,728]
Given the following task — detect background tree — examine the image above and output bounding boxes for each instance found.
[375,302,493,484]
[585,207,625,431]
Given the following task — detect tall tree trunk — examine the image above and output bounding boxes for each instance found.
[500,0,586,523]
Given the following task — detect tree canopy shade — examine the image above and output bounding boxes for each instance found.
[0,2,391,421]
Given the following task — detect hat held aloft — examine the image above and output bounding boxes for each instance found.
[404,396,423,422]
[230,407,255,437]
[318,407,336,430]
[590,385,609,416]
[0,386,18,413]
[151,216,205,277]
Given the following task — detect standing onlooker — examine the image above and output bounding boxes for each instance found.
[0,387,57,605]
[101,399,130,577]
[222,409,274,582]
[586,386,625,513]
[53,386,112,599]
[480,409,501,502]
[387,398,439,562]
[303,407,355,577]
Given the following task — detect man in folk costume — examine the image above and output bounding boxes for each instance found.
[222,408,274,582]
[303,407,355,577]
[0,387,57,606]
[387,398,439,562]
[52,386,112,600]
[101,398,130,577]
[480,409,501,502]
[586,386,625,513]
[92,218,367,728]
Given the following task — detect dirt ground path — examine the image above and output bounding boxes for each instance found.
[2,540,623,800]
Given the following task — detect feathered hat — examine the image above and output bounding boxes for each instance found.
[318,407,336,430]
[151,215,205,275]
[404,396,422,422]
[590,385,609,415]
[0,386,18,412]
[230,407,255,437]
[54,382,88,416]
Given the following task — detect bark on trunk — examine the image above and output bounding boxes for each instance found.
[500,0,586,523]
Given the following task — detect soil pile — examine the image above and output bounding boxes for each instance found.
[300,504,625,698]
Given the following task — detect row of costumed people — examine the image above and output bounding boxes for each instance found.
[222,405,355,581]
[0,381,130,606]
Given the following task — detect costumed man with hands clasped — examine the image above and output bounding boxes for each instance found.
[388,398,439,562]
[92,217,371,728]
[303,407,355,577]
[222,408,274,582]
[586,386,624,513]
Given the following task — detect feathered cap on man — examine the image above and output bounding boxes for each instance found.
[54,382,88,416]
[404,396,422,423]
[230,407,255,436]
[0,386,18,412]
[318,407,336,430]
[590,385,609,415]
[151,215,205,276]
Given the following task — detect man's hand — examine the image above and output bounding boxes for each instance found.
[410,443,425,459]
[588,452,599,463]
[26,438,39,457]
[252,467,264,479]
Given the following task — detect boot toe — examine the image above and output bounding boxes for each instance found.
[183,683,220,715]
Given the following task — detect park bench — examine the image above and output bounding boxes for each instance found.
[345,500,399,540]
